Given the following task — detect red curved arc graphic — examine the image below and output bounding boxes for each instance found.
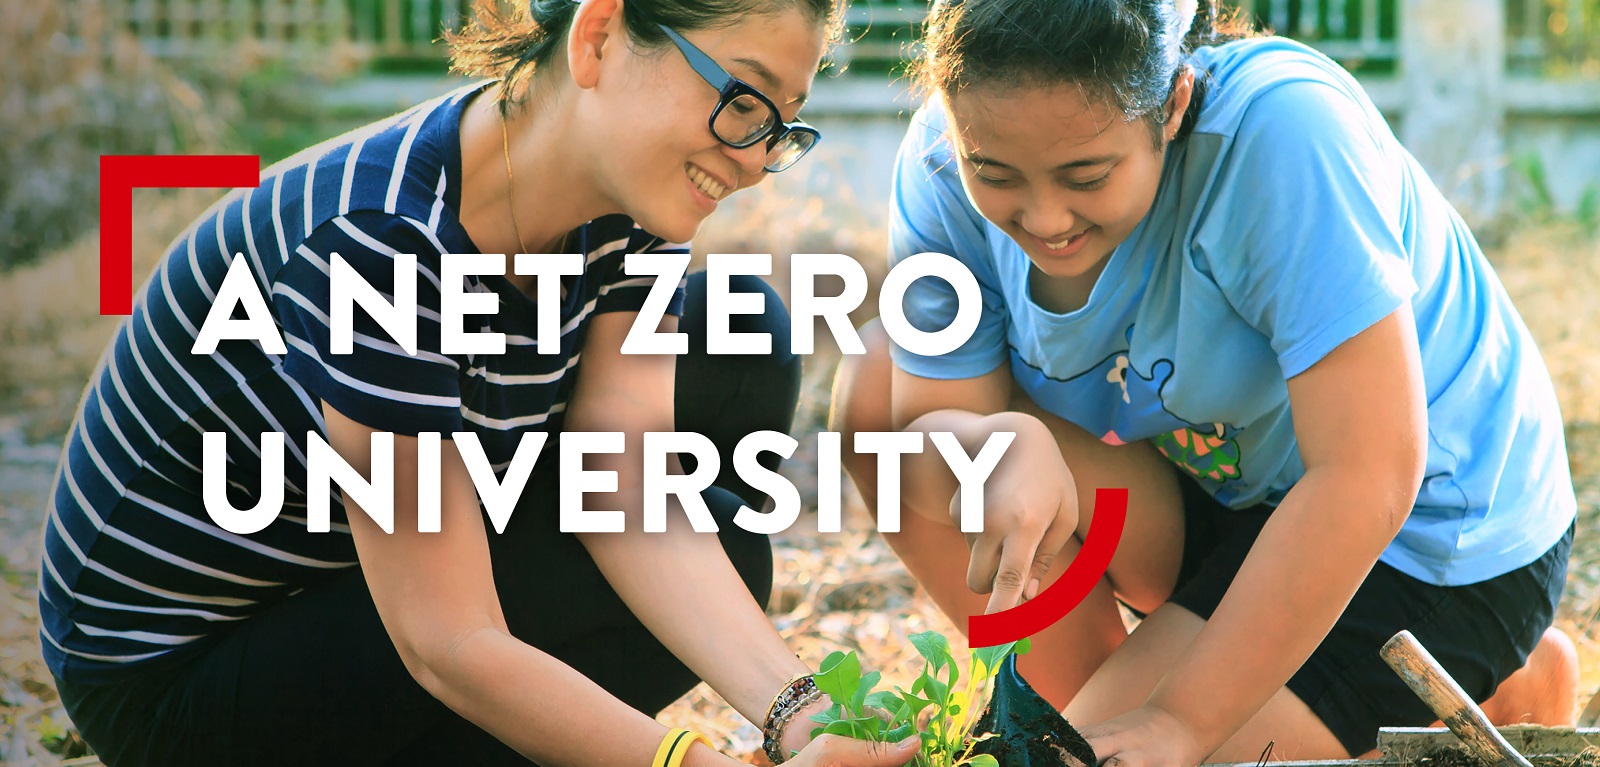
[968,488,1129,647]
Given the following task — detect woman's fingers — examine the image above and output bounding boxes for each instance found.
[979,509,1075,612]
[1026,504,1078,598]
[984,530,1042,614]
[958,471,1078,610]
[799,734,922,767]
[965,529,1005,595]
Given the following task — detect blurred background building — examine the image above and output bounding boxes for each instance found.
[74,0,1600,220]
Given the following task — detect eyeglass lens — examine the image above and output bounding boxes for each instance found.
[713,94,778,146]
[766,131,816,171]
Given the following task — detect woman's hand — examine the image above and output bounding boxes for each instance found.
[778,694,899,757]
[955,412,1081,614]
[785,734,922,767]
[1079,704,1207,767]
[777,694,838,756]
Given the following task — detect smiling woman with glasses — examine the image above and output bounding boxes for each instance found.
[35,1,927,767]
[657,24,821,172]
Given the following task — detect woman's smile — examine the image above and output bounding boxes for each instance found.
[1027,226,1096,259]
[686,162,732,210]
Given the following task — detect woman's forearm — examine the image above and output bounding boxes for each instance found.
[417,625,745,767]
[580,513,809,725]
[1146,465,1409,755]
[571,413,1043,744]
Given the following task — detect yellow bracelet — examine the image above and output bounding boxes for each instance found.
[653,728,713,767]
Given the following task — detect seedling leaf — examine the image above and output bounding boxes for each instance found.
[851,670,882,714]
[816,650,862,704]
[910,631,951,671]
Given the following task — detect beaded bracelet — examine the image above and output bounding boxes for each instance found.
[761,673,821,764]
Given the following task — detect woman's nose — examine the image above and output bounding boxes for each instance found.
[724,140,770,179]
[1020,197,1076,240]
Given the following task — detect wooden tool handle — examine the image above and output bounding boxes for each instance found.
[1380,630,1533,767]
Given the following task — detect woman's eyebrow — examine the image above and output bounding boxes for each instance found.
[734,57,809,106]
[1053,154,1119,170]
[963,153,1118,170]
[736,58,812,105]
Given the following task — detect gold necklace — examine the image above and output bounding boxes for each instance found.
[501,113,578,261]
[501,115,531,255]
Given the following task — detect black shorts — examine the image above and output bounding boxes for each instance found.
[1164,475,1572,758]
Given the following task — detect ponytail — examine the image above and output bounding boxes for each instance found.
[1183,0,1258,51]
[447,0,582,114]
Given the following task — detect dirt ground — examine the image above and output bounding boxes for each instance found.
[1,188,1598,765]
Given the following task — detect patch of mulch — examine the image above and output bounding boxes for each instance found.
[1416,747,1600,767]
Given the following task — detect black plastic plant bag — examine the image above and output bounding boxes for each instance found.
[970,656,1098,767]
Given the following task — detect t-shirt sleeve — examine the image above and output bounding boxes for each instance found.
[1195,81,1420,380]
[272,210,464,435]
[593,230,687,316]
[887,107,1011,380]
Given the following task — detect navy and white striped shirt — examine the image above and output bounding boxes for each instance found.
[40,83,687,683]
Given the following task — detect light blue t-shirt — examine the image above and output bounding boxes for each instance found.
[888,37,1575,587]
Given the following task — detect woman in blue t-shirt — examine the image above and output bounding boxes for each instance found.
[832,0,1579,763]
[41,1,930,766]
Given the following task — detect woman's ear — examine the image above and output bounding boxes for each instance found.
[1164,66,1196,142]
[567,0,625,89]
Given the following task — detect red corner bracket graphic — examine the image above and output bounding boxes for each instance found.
[968,488,1129,647]
[100,155,260,315]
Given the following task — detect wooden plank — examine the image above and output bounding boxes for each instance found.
[1379,726,1600,762]
[1205,759,1387,767]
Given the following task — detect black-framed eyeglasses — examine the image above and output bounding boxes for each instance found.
[657,24,820,173]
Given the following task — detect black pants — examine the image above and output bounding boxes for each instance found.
[54,272,802,767]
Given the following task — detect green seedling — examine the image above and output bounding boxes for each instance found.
[809,631,1031,767]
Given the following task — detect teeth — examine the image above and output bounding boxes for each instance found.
[1045,233,1080,249]
[686,165,727,201]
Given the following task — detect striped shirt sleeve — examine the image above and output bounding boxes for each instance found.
[593,231,688,316]
[272,210,464,435]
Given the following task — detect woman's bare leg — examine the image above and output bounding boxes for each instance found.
[1478,627,1579,726]
[830,319,1185,708]
[1065,603,1348,761]
[1066,613,1578,761]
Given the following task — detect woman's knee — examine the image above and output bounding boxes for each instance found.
[829,317,895,461]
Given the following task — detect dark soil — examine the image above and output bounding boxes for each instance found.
[1416,748,1600,767]
[969,706,1097,767]
[969,657,1096,767]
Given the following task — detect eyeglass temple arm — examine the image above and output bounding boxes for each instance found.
[656,25,734,91]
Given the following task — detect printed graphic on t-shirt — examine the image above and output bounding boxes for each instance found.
[1013,325,1246,488]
